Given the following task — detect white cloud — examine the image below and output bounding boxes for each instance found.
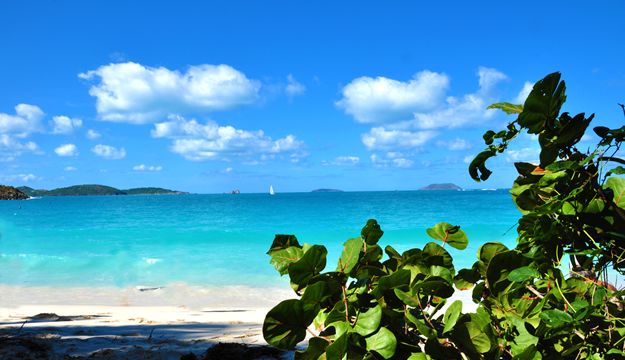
[337,70,449,124]
[392,158,414,168]
[151,116,305,161]
[370,153,414,168]
[52,116,82,134]
[92,144,126,159]
[0,134,39,161]
[0,103,44,135]
[86,129,101,139]
[515,81,533,104]
[362,127,436,150]
[64,166,77,171]
[133,164,162,172]
[80,62,261,123]
[506,147,540,163]
[463,155,474,164]
[286,74,306,97]
[0,173,37,182]
[408,67,506,129]
[54,143,78,157]
[437,138,471,151]
[223,167,233,173]
[324,155,360,166]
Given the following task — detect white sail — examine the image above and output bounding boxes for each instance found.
[269,185,275,195]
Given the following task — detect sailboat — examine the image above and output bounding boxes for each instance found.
[269,185,275,195]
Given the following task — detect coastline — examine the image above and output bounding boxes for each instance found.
[0,283,477,358]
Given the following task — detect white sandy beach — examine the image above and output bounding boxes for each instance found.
[0,284,295,359]
[0,284,476,359]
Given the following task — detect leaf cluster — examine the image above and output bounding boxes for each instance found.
[263,72,625,359]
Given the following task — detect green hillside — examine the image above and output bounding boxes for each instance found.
[123,187,187,195]
[17,185,187,196]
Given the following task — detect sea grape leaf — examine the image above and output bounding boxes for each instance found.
[454,267,481,290]
[372,269,411,298]
[507,266,540,282]
[426,222,468,250]
[301,281,332,310]
[605,176,625,209]
[488,102,523,115]
[353,304,382,336]
[463,321,492,353]
[294,337,329,360]
[267,234,301,255]
[394,288,422,307]
[442,300,463,334]
[518,72,566,134]
[486,250,527,295]
[469,149,495,182]
[540,309,573,328]
[270,247,304,275]
[336,237,363,273]
[326,332,348,360]
[263,299,318,350]
[412,277,454,298]
[361,219,384,245]
[366,327,397,359]
[288,245,327,289]
[422,242,454,269]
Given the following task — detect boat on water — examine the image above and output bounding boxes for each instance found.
[269,185,275,195]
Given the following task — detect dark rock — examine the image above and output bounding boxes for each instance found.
[0,185,29,200]
[203,342,284,360]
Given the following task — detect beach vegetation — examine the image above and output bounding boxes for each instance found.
[263,72,625,359]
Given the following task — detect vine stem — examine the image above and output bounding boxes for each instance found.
[342,285,349,323]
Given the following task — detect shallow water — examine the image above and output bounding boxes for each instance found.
[0,190,519,288]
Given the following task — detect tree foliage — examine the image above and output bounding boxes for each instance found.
[263,72,625,359]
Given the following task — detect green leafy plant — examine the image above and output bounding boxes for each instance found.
[263,72,625,359]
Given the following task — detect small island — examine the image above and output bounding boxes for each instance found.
[419,183,462,191]
[0,185,30,200]
[311,188,344,193]
[17,184,188,197]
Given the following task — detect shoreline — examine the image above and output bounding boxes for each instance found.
[0,283,477,358]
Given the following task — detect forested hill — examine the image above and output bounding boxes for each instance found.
[17,185,188,197]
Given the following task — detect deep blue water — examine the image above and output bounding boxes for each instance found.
[0,191,520,288]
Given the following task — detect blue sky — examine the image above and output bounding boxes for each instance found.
[1,1,624,193]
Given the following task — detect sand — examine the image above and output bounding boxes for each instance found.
[0,284,477,359]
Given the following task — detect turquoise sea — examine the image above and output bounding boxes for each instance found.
[0,191,520,288]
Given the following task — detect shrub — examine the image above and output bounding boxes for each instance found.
[263,72,625,359]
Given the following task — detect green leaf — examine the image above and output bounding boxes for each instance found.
[336,237,363,273]
[394,288,422,307]
[294,337,329,360]
[263,299,318,350]
[373,269,411,297]
[288,245,328,290]
[540,309,573,328]
[426,222,468,250]
[605,176,625,209]
[518,72,566,134]
[353,304,382,336]
[469,149,496,182]
[361,219,384,245]
[301,281,332,310]
[507,266,540,282]
[442,300,462,334]
[487,102,523,115]
[607,166,625,176]
[464,321,492,353]
[326,332,348,360]
[267,234,301,255]
[422,242,454,269]
[366,327,397,359]
[269,247,304,275]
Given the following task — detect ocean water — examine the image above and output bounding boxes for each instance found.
[0,191,520,288]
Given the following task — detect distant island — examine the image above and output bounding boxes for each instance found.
[17,185,188,197]
[420,183,463,191]
[0,185,29,200]
[311,188,344,193]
